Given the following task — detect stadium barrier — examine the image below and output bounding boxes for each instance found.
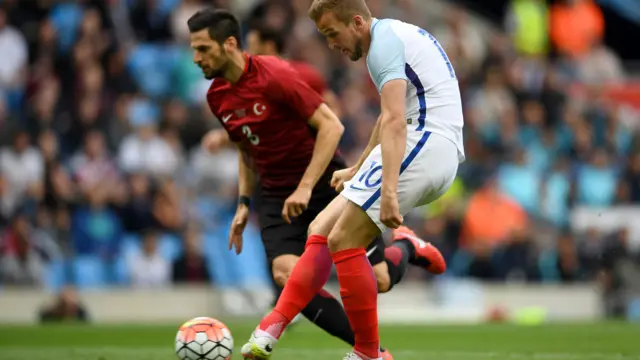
[0,280,601,324]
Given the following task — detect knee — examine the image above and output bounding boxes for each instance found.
[308,217,329,238]
[273,269,290,288]
[272,257,297,288]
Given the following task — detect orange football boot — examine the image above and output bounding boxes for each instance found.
[392,226,446,274]
[380,349,394,360]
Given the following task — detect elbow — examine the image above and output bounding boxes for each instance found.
[334,120,345,138]
[380,114,405,134]
[321,112,344,140]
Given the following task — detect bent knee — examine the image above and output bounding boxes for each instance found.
[272,255,298,288]
[308,217,332,238]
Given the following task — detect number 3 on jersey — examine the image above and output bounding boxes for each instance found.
[242,125,260,145]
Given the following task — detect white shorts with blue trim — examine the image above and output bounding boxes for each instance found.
[341,131,459,231]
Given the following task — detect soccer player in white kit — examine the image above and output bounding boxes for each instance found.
[241,1,464,359]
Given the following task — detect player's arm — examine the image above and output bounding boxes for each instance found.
[302,103,344,189]
[228,148,256,253]
[237,149,256,199]
[269,67,344,191]
[368,25,408,224]
[202,129,234,153]
[379,79,408,197]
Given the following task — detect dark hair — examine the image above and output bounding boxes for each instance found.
[251,23,286,54]
[187,8,243,48]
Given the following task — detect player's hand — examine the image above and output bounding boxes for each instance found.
[282,186,312,224]
[380,192,403,229]
[229,204,249,254]
[202,129,230,153]
[331,167,357,192]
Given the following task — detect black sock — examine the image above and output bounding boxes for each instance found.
[301,289,387,352]
[384,241,412,288]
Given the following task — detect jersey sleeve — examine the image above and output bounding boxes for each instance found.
[267,64,324,121]
[367,20,408,93]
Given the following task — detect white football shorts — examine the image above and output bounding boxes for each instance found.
[341,131,459,231]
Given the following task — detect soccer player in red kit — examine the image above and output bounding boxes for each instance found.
[201,23,341,152]
[188,9,445,360]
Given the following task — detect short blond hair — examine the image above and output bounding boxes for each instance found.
[308,0,371,24]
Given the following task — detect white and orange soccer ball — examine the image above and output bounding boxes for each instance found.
[175,317,234,360]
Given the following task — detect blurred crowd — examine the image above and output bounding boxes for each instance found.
[0,0,639,308]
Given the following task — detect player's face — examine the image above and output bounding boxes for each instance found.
[190,29,229,80]
[315,12,364,61]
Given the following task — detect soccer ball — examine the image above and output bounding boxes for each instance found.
[175,317,234,360]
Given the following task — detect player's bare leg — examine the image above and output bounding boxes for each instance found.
[372,261,391,293]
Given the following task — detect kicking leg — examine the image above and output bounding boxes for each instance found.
[270,253,354,345]
[392,226,446,274]
[242,196,348,359]
[328,200,383,360]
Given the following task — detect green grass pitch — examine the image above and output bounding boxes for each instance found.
[0,321,639,359]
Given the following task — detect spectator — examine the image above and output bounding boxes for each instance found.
[39,286,89,323]
[0,7,28,93]
[118,98,179,177]
[456,177,530,279]
[0,130,44,219]
[172,225,211,284]
[127,229,171,288]
[550,0,604,59]
[0,212,60,286]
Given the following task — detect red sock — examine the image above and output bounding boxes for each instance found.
[258,235,332,338]
[332,248,379,359]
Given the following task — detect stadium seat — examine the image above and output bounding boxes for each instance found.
[158,233,183,261]
[49,3,83,53]
[120,233,142,255]
[44,260,67,291]
[112,255,130,285]
[497,164,541,214]
[72,256,108,289]
[127,45,181,98]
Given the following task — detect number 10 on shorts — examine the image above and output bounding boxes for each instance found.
[353,161,382,189]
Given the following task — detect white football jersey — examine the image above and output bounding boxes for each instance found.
[366,18,465,162]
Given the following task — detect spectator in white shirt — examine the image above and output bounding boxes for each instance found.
[127,229,171,288]
[0,131,44,218]
[0,8,27,90]
[118,98,178,177]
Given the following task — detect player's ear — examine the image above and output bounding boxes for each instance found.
[353,15,366,30]
[224,36,239,51]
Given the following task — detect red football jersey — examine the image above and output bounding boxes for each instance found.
[288,61,328,96]
[206,55,341,193]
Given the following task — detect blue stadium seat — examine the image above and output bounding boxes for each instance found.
[113,255,130,285]
[158,234,183,261]
[120,233,142,256]
[127,44,174,98]
[49,3,83,52]
[72,256,108,289]
[44,260,67,291]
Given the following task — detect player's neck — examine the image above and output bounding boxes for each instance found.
[223,51,247,84]
[362,18,374,56]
